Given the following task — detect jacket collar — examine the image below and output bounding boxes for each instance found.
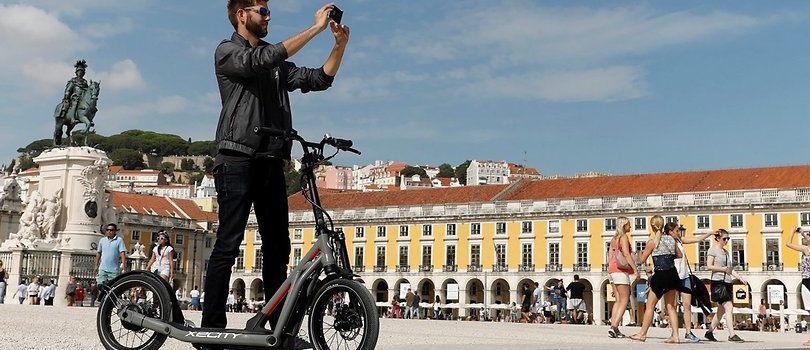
[231,32,268,48]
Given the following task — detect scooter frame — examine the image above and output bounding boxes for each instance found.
[102,128,369,349]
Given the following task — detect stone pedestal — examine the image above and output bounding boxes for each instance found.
[35,146,111,251]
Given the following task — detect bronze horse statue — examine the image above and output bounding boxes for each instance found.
[53,80,100,146]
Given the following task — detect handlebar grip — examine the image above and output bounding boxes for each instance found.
[346,147,361,155]
[334,138,353,148]
[254,127,297,138]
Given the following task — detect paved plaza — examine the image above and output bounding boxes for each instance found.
[1,304,809,349]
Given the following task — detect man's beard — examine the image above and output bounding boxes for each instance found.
[246,17,268,38]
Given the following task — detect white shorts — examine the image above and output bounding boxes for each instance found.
[567,298,586,311]
[609,272,631,285]
[802,283,810,311]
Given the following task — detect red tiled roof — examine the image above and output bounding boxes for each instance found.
[509,163,540,175]
[110,191,217,223]
[109,166,124,174]
[289,184,508,210]
[504,164,810,201]
[288,164,810,211]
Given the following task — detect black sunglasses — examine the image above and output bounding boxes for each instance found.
[243,6,270,17]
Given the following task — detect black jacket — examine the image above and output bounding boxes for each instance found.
[214,32,334,158]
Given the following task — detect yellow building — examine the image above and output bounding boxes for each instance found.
[229,164,810,322]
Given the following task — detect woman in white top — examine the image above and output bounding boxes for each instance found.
[27,276,41,305]
[704,229,745,342]
[146,230,175,282]
[674,227,713,342]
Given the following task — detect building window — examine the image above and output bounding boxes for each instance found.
[355,226,365,238]
[730,214,744,228]
[765,238,780,266]
[377,226,387,238]
[521,221,533,234]
[422,224,432,236]
[697,215,710,229]
[604,218,616,232]
[548,220,560,234]
[422,246,432,266]
[205,238,212,248]
[446,245,456,266]
[635,241,647,256]
[376,246,386,267]
[802,213,810,227]
[576,242,588,266]
[236,250,245,269]
[765,213,778,227]
[731,239,745,267]
[604,241,611,264]
[548,243,560,266]
[495,244,506,267]
[521,243,532,267]
[399,246,408,267]
[470,245,481,267]
[294,228,303,240]
[131,230,141,241]
[634,217,646,230]
[352,247,363,269]
[151,232,159,243]
[293,248,302,265]
[471,223,481,236]
[576,219,588,232]
[174,251,183,272]
[175,233,184,245]
[446,223,456,236]
[665,216,678,224]
[255,249,263,268]
[496,222,507,235]
[399,225,409,237]
[698,241,710,266]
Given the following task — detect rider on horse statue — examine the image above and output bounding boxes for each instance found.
[54,59,100,146]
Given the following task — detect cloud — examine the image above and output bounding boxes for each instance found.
[93,60,147,91]
[18,0,155,17]
[20,59,146,94]
[79,17,135,39]
[0,4,91,69]
[459,66,649,102]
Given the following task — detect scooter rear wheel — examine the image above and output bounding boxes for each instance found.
[96,273,173,350]
[308,279,379,350]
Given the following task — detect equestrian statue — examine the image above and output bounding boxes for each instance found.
[53,60,101,146]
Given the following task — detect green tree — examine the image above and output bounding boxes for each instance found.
[203,157,214,173]
[5,159,15,173]
[455,160,471,185]
[437,163,455,178]
[16,139,52,157]
[400,165,427,178]
[180,158,197,171]
[284,161,302,195]
[188,171,205,185]
[110,149,146,170]
[160,162,176,175]
[188,141,217,157]
[17,155,37,171]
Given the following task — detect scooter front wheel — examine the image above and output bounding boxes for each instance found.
[308,279,379,350]
[96,273,173,350]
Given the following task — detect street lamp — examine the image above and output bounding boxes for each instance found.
[678,224,686,237]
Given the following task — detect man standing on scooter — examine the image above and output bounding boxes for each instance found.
[202,1,349,349]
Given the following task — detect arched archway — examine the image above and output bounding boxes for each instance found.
[600,279,611,324]
[232,279,246,299]
[442,278,459,302]
[372,278,389,302]
[418,278,436,303]
[249,278,264,301]
[516,278,536,306]
[490,278,510,305]
[576,277,594,316]
[467,278,484,304]
[762,279,788,308]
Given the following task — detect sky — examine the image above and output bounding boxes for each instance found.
[1,1,810,177]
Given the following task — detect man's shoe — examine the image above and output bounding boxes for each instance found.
[704,331,717,342]
[281,335,313,350]
[728,334,744,342]
[685,332,700,343]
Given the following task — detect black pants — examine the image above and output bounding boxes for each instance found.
[201,158,291,329]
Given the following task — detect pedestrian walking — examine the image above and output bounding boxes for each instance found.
[675,227,713,342]
[42,280,56,306]
[630,217,684,343]
[88,281,99,307]
[433,295,442,320]
[76,282,85,307]
[95,223,127,285]
[608,217,637,338]
[413,292,421,319]
[146,230,175,282]
[566,275,587,324]
[190,286,201,311]
[785,227,810,346]
[65,276,77,306]
[704,229,745,342]
[0,260,7,304]
[27,276,41,305]
[404,288,415,319]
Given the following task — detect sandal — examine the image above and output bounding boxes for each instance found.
[608,329,617,338]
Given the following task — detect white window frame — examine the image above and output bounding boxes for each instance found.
[375,245,387,268]
[131,230,141,241]
[762,233,782,269]
[445,243,457,267]
[469,244,481,267]
[521,221,533,234]
[634,217,646,231]
[422,224,433,237]
[376,226,387,239]
[547,239,561,266]
[764,213,779,229]
[355,226,365,238]
[604,218,616,232]
[293,228,303,241]
[548,220,561,235]
[801,212,810,227]
[520,241,533,268]
[697,215,711,230]
[574,239,589,268]
[471,222,481,236]
[421,244,433,267]
[495,222,507,235]
[729,214,745,229]
[398,245,409,267]
[446,223,457,236]
[576,219,588,233]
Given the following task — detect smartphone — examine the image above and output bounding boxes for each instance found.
[329,5,343,24]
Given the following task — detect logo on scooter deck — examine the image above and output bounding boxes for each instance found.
[185,331,242,339]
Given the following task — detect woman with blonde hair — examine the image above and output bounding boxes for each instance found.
[785,227,810,345]
[630,215,684,343]
[607,217,637,338]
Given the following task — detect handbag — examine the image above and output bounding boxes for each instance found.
[613,237,631,269]
[710,251,732,303]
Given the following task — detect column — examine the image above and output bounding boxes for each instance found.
[458,288,469,318]
[592,286,602,325]
[56,250,73,307]
[3,247,23,304]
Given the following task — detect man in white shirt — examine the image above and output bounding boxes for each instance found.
[42,280,56,306]
[190,286,201,311]
[15,281,27,304]
[226,290,236,312]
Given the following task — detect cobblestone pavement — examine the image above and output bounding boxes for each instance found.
[1,304,808,349]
